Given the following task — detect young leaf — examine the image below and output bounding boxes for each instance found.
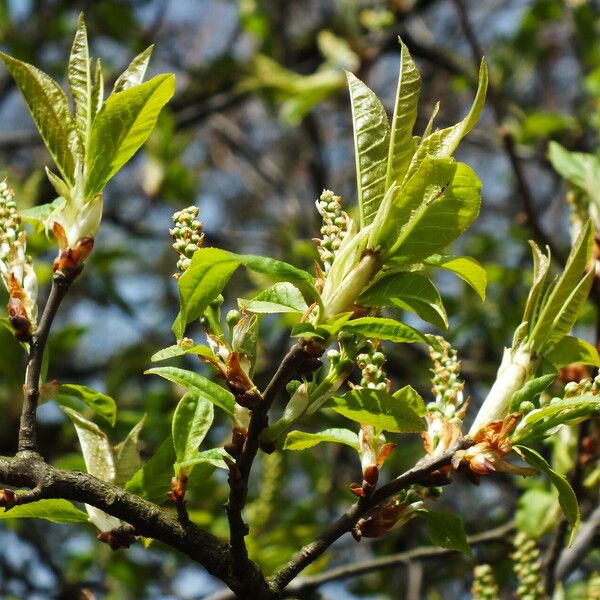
[68,13,92,153]
[328,388,425,433]
[548,142,600,202]
[394,385,427,416]
[515,446,580,545]
[126,435,175,504]
[238,282,308,314]
[114,415,146,487]
[284,428,360,451]
[546,335,600,369]
[419,509,472,556]
[0,499,89,524]
[360,272,448,330]
[346,71,390,228]
[172,392,214,477]
[509,374,555,413]
[389,162,481,263]
[521,242,551,329]
[175,447,231,473]
[85,73,175,198]
[531,220,593,352]
[62,407,121,532]
[174,247,240,338]
[385,39,421,190]
[0,52,76,184]
[112,45,154,94]
[145,366,235,417]
[341,317,425,344]
[233,253,315,284]
[150,343,214,362]
[424,255,487,301]
[91,58,104,116]
[56,384,117,426]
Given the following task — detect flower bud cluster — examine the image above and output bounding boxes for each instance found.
[0,180,38,338]
[170,206,204,278]
[563,373,600,398]
[315,189,349,272]
[428,335,464,413]
[511,532,545,600]
[357,344,389,391]
[471,564,499,600]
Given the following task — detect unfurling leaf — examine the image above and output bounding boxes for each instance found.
[419,509,472,556]
[284,428,360,451]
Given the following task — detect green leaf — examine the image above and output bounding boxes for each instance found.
[388,161,481,263]
[419,510,472,556]
[394,385,427,417]
[68,13,92,154]
[284,428,360,451]
[150,343,214,362]
[0,499,89,524]
[522,242,551,329]
[56,384,117,426]
[516,487,558,538]
[531,220,594,352]
[112,45,153,93]
[239,282,308,314]
[85,73,175,198]
[341,317,425,343]
[91,58,104,117]
[361,272,448,329]
[548,141,600,203]
[509,374,555,413]
[62,407,121,532]
[512,396,600,445]
[409,59,487,175]
[114,415,146,487]
[346,71,390,228]
[175,447,231,472]
[145,366,235,417]
[546,335,600,369]
[424,255,487,301]
[174,247,240,338]
[233,253,315,284]
[172,392,214,477]
[0,52,76,184]
[385,39,421,190]
[516,446,580,545]
[126,435,175,503]
[20,197,66,230]
[328,388,425,433]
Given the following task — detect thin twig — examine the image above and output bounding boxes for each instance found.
[18,273,72,454]
[451,0,564,264]
[270,438,472,592]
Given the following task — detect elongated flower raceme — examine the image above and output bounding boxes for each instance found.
[0,180,38,340]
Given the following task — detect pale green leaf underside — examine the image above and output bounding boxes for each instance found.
[284,428,360,451]
[112,45,153,94]
[114,415,146,487]
[346,71,390,228]
[239,281,308,314]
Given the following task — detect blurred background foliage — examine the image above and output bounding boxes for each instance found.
[0,0,598,598]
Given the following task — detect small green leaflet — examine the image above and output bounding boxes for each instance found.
[341,317,425,343]
[126,435,175,504]
[515,446,580,545]
[172,392,214,478]
[546,335,600,369]
[328,388,424,433]
[145,366,235,417]
[346,71,390,228]
[112,45,154,94]
[419,509,471,556]
[0,499,89,524]
[360,272,448,330]
[55,383,117,426]
[284,428,360,451]
[85,73,176,198]
[424,255,487,301]
[150,343,214,362]
[238,282,308,314]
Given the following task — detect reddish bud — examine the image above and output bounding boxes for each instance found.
[0,489,16,510]
[167,475,187,503]
[97,524,136,550]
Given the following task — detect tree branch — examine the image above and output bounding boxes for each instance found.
[227,340,323,572]
[0,453,273,600]
[19,272,72,454]
[270,438,472,592]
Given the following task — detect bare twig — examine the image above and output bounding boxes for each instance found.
[451,0,564,264]
[270,438,473,592]
[18,273,72,454]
